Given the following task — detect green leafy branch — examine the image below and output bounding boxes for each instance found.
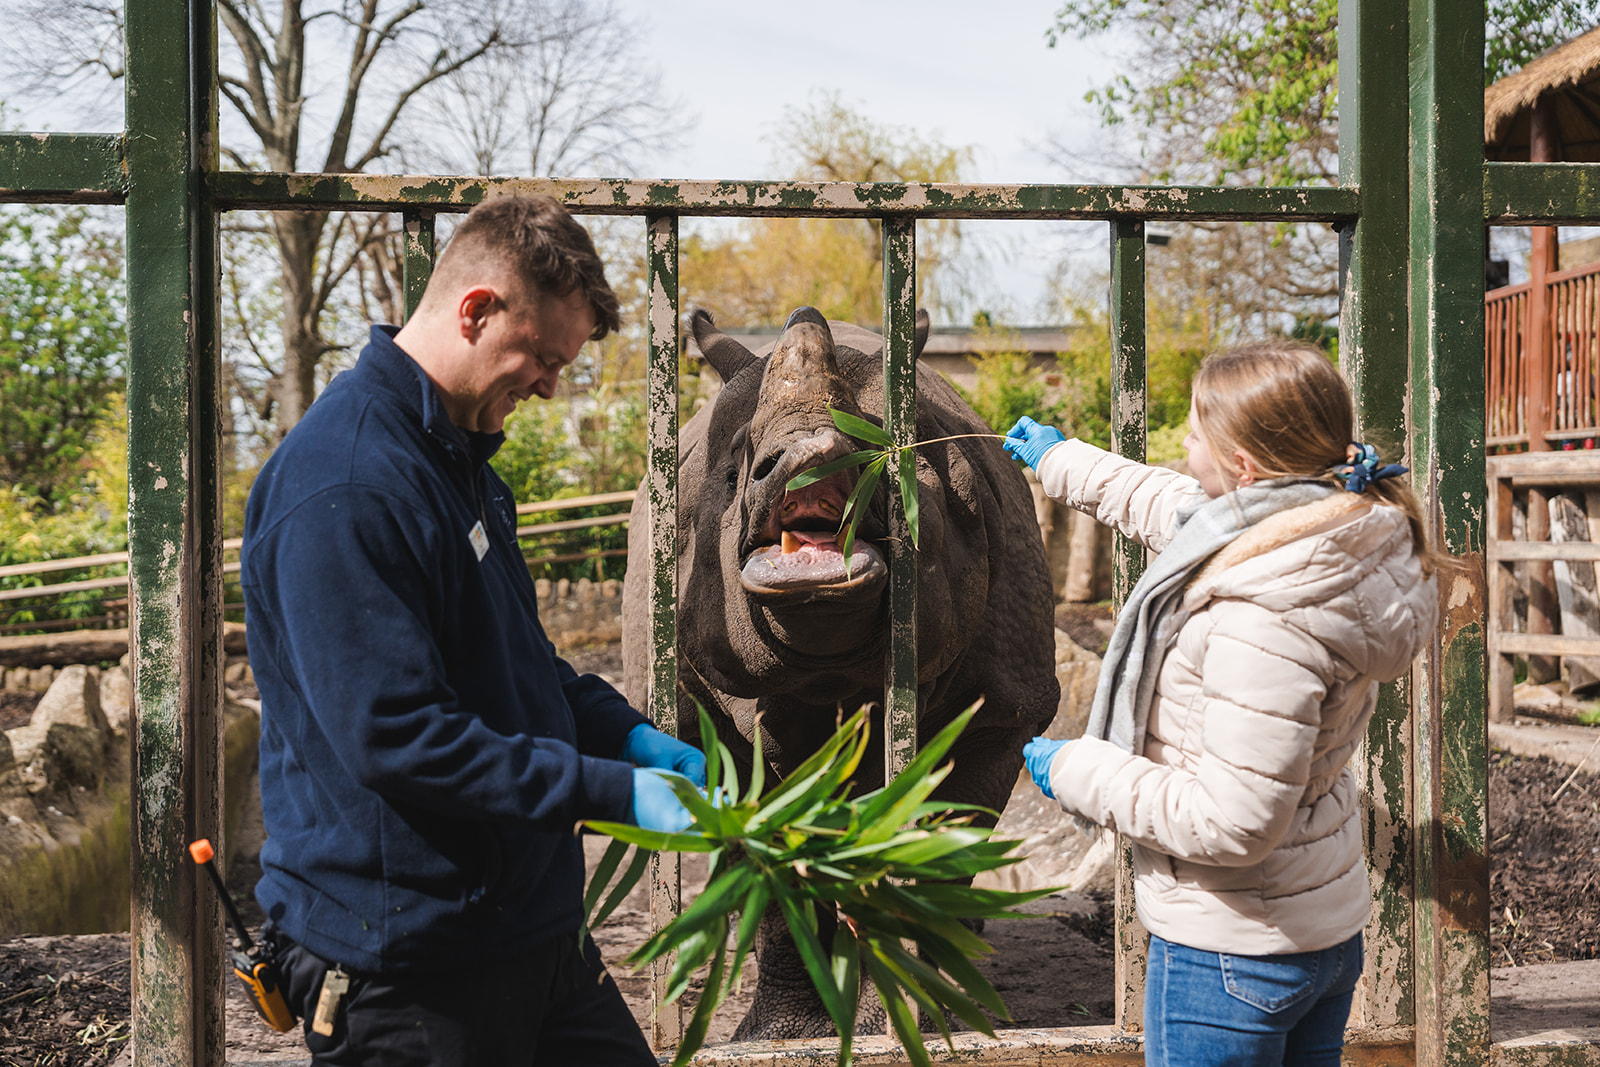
[784,407,1004,564]
[583,703,1055,1067]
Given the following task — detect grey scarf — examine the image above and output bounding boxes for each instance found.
[1083,479,1338,758]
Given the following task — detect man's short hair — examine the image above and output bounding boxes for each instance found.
[431,195,621,340]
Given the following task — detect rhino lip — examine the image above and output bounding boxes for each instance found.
[741,461,886,597]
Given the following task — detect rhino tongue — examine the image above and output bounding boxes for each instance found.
[781,530,838,554]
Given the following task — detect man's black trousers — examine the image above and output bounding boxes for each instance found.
[275,929,656,1066]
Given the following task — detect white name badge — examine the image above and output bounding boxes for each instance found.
[469,520,489,562]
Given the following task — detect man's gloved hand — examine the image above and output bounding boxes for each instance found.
[1023,736,1070,800]
[630,769,696,834]
[1003,417,1067,470]
[621,723,707,789]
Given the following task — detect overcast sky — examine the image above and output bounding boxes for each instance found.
[606,0,1116,185]
[604,1,1125,320]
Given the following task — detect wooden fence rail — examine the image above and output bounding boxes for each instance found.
[0,490,638,628]
[1488,451,1600,721]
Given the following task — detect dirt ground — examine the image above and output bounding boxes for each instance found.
[1489,748,1600,966]
[2,636,1598,1063]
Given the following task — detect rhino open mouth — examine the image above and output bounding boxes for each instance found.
[740,470,886,596]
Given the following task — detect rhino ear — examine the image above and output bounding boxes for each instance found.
[690,308,756,380]
[914,308,930,359]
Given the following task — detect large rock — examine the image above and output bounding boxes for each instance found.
[33,664,110,736]
[99,665,131,736]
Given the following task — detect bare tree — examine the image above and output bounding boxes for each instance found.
[407,0,689,178]
[5,0,688,439]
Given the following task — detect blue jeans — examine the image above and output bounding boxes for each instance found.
[1144,932,1364,1067]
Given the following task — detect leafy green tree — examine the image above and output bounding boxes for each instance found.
[683,94,974,327]
[0,204,126,505]
[1486,1,1600,85]
[0,394,128,628]
[1048,0,1600,186]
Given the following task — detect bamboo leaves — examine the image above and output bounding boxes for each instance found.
[583,703,1057,1067]
[784,407,1002,569]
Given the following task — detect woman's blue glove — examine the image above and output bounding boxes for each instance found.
[1023,736,1069,800]
[630,769,696,834]
[621,723,707,789]
[1003,417,1067,470]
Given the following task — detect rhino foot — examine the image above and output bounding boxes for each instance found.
[730,904,887,1043]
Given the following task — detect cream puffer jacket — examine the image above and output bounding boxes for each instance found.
[1036,440,1437,955]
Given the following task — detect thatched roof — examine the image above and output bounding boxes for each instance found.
[1486,25,1600,162]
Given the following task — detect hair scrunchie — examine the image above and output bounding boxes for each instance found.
[1334,443,1408,493]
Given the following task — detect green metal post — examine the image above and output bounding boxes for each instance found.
[644,211,683,1051]
[1108,217,1148,1035]
[124,0,224,1062]
[402,211,435,323]
[1408,2,1489,1064]
[881,215,918,779]
[1338,0,1415,1031]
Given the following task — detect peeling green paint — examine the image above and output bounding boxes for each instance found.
[643,212,684,1051]
[124,0,225,1059]
[207,172,1358,222]
[1340,0,1416,1031]
[881,216,918,779]
[1484,163,1600,224]
[402,211,434,323]
[0,133,127,203]
[1108,218,1149,1032]
[1408,0,1490,1064]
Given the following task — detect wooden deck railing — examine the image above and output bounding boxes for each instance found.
[1488,258,1600,449]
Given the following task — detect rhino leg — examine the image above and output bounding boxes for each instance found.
[731,905,886,1041]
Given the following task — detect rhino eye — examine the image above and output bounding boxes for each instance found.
[725,468,738,494]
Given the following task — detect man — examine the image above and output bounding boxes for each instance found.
[241,195,703,1066]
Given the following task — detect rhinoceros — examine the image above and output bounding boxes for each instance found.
[620,306,1058,1040]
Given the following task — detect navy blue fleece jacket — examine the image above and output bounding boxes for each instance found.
[242,325,646,974]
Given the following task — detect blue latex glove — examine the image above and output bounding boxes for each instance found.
[630,769,696,834]
[1023,736,1070,800]
[621,723,707,789]
[1003,416,1067,470]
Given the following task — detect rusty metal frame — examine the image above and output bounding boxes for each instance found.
[3,0,1597,1062]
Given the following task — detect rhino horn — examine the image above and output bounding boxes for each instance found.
[782,306,830,333]
[763,309,850,406]
[691,308,757,380]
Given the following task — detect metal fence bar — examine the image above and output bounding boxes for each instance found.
[0,133,127,203]
[1408,0,1490,1062]
[208,173,1358,222]
[643,211,683,1051]
[124,0,225,1061]
[881,215,918,779]
[1485,162,1600,222]
[1338,0,1416,1031]
[402,210,435,323]
[1107,217,1148,1034]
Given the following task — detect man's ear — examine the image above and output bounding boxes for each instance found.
[457,286,498,340]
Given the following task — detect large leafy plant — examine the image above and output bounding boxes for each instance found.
[584,703,1054,1067]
